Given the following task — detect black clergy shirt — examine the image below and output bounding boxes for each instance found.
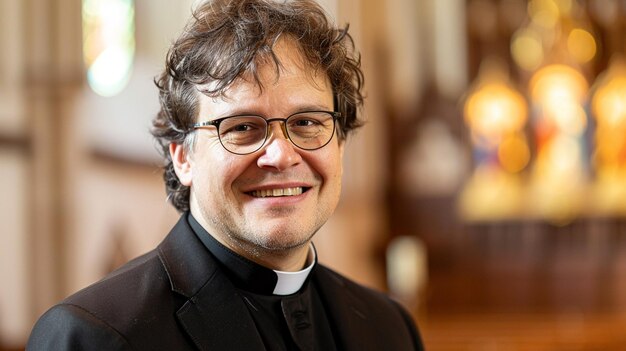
[188,214,338,351]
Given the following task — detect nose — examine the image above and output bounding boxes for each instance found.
[256,122,302,171]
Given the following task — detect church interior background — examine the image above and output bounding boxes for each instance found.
[3,0,626,349]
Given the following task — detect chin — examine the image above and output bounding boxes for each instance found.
[251,227,314,251]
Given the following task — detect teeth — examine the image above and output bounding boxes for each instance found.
[251,187,304,198]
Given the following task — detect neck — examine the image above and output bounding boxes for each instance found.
[245,244,311,272]
[191,208,311,272]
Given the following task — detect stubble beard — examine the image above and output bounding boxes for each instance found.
[206,205,328,259]
[191,186,338,262]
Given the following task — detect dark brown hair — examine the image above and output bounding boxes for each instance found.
[152,0,364,212]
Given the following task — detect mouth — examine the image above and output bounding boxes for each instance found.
[248,187,310,198]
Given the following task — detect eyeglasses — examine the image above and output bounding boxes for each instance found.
[193,111,342,155]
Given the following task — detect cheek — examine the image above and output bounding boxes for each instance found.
[201,153,258,193]
[189,149,227,189]
[333,161,343,194]
[336,154,344,179]
[316,147,344,184]
[330,142,345,177]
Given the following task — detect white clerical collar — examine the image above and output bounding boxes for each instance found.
[188,213,317,296]
[272,244,316,295]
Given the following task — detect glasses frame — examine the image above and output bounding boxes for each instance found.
[193,110,342,155]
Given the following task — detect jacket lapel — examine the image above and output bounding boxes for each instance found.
[175,272,265,351]
[158,215,265,351]
[312,267,372,351]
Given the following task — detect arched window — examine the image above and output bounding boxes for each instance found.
[82,0,135,97]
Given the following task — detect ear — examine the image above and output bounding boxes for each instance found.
[169,143,193,186]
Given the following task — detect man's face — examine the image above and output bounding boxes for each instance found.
[175,40,344,262]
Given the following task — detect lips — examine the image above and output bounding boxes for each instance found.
[248,187,309,198]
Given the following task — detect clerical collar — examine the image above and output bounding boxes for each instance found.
[187,213,316,296]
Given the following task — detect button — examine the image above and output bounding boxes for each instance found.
[291,310,310,330]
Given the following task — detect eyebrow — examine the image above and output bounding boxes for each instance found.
[214,104,334,119]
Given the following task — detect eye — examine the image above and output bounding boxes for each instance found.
[220,116,265,134]
[231,123,256,132]
[289,113,329,128]
[293,119,320,127]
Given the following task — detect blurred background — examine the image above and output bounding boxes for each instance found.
[2,0,626,349]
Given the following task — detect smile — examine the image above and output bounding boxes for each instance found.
[249,187,307,198]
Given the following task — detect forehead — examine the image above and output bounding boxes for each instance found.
[198,39,332,111]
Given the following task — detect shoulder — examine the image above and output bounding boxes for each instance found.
[28,250,186,350]
[27,303,133,350]
[65,250,172,315]
[313,264,424,350]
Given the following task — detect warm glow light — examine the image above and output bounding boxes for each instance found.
[511,29,544,71]
[530,133,586,224]
[554,0,573,13]
[530,65,589,106]
[528,173,584,225]
[528,64,589,223]
[548,135,582,172]
[528,0,560,28]
[567,28,597,63]
[464,83,528,139]
[82,0,135,97]
[462,0,601,221]
[498,133,531,173]
[458,166,524,220]
[550,102,587,135]
[593,78,626,128]
[534,136,580,175]
[591,57,626,181]
[593,129,626,168]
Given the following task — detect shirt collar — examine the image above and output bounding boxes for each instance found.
[187,212,316,296]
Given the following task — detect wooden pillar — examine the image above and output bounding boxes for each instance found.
[0,0,82,345]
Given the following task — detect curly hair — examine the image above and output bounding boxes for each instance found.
[152,0,365,212]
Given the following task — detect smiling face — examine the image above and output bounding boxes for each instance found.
[170,39,344,270]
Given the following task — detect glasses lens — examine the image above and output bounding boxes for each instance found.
[218,116,267,154]
[286,112,336,150]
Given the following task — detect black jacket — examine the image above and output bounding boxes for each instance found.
[27,215,424,350]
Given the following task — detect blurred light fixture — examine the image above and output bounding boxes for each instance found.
[462,0,602,222]
[528,64,589,223]
[591,56,626,200]
[530,64,589,107]
[459,62,529,220]
[464,82,528,141]
[592,58,626,130]
[498,132,531,173]
[528,0,561,29]
[511,28,544,71]
[589,57,626,215]
[567,28,597,64]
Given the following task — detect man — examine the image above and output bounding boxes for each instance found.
[27,0,424,350]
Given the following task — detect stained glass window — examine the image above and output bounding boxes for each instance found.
[82,0,135,97]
